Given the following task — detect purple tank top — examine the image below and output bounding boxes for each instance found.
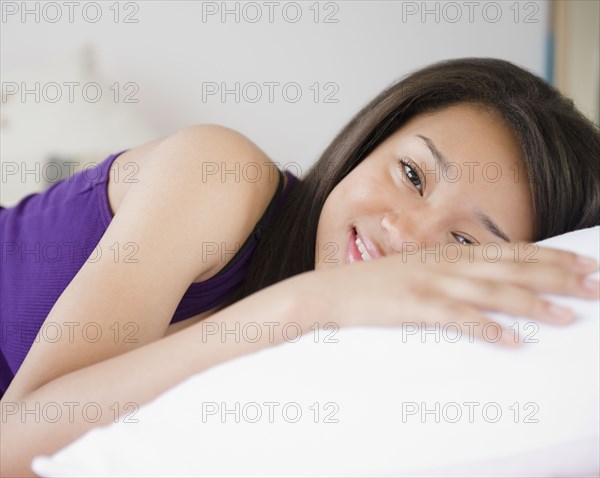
[0,150,299,395]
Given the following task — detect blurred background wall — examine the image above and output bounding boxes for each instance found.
[550,0,599,125]
[1,0,597,206]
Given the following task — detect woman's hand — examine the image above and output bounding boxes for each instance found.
[293,243,600,346]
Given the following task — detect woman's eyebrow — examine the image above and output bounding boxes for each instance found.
[417,134,449,174]
[417,134,511,243]
[474,211,511,242]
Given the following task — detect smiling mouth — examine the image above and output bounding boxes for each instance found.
[346,227,374,263]
[354,228,373,261]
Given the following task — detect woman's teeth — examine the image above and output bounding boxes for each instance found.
[355,234,372,261]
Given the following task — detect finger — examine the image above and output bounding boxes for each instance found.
[466,242,599,274]
[453,259,600,299]
[428,275,575,324]
[406,297,519,348]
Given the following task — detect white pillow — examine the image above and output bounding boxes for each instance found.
[32,226,600,478]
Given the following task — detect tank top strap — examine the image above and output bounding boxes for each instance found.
[208,168,286,277]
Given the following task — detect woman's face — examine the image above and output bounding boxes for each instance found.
[314,103,534,270]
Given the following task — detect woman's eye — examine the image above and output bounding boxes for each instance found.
[398,158,423,194]
[453,233,475,246]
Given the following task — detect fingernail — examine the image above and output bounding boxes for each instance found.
[500,335,520,348]
[548,303,574,321]
[499,329,519,347]
[577,255,598,269]
[583,277,600,295]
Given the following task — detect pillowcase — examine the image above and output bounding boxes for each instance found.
[32,226,600,477]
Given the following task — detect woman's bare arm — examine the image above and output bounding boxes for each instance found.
[0,275,301,477]
[3,237,596,477]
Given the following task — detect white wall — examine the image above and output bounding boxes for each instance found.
[1,0,549,206]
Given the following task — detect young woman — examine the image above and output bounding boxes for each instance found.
[1,57,599,476]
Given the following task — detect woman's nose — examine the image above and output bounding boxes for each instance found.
[381,212,436,253]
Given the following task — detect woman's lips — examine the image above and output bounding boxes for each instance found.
[346,227,363,264]
[356,228,382,259]
[346,227,383,264]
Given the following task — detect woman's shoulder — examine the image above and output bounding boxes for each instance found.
[107,124,282,281]
[108,125,280,220]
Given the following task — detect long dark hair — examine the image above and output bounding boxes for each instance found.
[217,57,600,311]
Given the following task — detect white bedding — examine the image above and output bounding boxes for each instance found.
[32,226,600,477]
